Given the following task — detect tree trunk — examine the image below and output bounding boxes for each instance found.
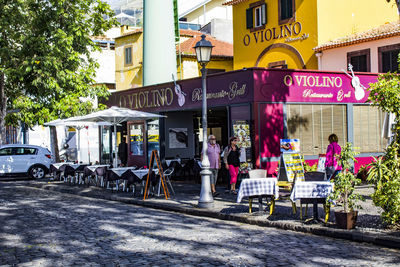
[0,72,7,145]
[50,126,60,162]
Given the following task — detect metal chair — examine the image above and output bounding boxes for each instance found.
[157,167,175,196]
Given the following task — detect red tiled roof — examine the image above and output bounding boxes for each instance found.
[115,28,143,39]
[178,33,233,58]
[314,21,400,52]
[116,28,203,39]
[223,0,248,6]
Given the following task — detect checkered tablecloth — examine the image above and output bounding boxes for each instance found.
[131,169,159,180]
[85,165,109,173]
[237,178,279,203]
[290,181,334,202]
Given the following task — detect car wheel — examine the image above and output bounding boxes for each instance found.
[29,165,46,179]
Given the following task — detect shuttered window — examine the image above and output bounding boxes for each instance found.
[246,3,267,29]
[287,104,347,155]
[353,105,386,153]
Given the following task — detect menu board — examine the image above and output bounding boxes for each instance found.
[281,153,305,182]
[232,120,252,162]
[278,139,305,183]
[317,154,326,172]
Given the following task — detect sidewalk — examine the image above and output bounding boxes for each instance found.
[21,178,400,249]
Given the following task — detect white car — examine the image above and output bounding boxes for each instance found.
[0,144,54,179]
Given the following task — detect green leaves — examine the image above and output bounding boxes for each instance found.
[367,143,400,227]
[328,143,364,213]
[0,0,117,130]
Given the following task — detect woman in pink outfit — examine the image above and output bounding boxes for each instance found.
[223,137,241,194]
[325,134,342,180]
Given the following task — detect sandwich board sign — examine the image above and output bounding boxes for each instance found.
[277,139,305,183]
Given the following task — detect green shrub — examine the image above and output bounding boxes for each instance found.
[328,143,363,212]
[367,143,400,227]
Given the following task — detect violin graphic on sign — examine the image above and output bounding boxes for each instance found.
[172,74,186,107]
[342,63,366,101]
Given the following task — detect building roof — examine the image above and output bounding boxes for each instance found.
[115,28,233,58]
[179,32,233,58]
[223,0,248,5]
[314,21,400,52]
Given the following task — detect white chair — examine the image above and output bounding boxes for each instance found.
[157,167,175,196]
[248,169,267,178]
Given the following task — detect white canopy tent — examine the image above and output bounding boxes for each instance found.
[65,106,166,167]
[45,118,112,163]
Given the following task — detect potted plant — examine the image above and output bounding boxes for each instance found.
[328,143,364,229]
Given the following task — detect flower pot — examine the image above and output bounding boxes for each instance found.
[334,210,358,230]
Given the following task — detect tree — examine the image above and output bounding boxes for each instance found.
[367,54,400,227]
[0,0,117,144]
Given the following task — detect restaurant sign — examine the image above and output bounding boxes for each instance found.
[254,69,377,103]
[109,71,254,112]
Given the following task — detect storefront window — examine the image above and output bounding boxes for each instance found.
[287,104,347,155]
[353,105,386,153]
[129,124,144,156]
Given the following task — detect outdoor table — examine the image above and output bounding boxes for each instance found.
[82,165,110,187]
[165,159,181,167]
[84,164,110,174]
[110,167,137,191]
[237,178,279,214]
[290,181,334,223]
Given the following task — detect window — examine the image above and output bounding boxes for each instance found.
[0,147,13,156]
[378,44,400,73]
[268,60,287,69]
[125,47,132,65]
[15,147,37,155]
[353,105,386,153]
[347,49,370,72]
[286,104,347,155]
[279,0,295,24]
[246,1,266,30]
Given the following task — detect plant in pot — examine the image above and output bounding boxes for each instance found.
[328,142,364,230]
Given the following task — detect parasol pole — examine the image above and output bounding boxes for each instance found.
[113,124,118,167]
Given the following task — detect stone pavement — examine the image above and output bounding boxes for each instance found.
[16,177,400,250]
[1,181,400,266]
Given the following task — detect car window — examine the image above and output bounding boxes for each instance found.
[0,147,13,156]
[15,147,37,155]
[24,148,37,155]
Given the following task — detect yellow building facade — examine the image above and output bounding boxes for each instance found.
[225,0,398,70]
[115,27,233,91]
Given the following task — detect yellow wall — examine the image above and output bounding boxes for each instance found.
[233,0,318,70]
[316,0,399,45]
[115,33,143,90]
[115,31,233,90]
[232,0,398,70]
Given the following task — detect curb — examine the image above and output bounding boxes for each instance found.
[24,182,400,250]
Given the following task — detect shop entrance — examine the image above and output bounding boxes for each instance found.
[193,107,229,158]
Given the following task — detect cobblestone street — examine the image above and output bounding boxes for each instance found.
[0,182,399,266]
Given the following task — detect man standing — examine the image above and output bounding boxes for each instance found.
[118,136,128,167]
[202,135,221,197]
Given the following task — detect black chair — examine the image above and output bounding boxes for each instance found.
[300,171,330,223]
[95,166,108,187]
[61,165,76,184]
[50,164,63,181]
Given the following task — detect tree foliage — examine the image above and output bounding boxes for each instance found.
[328,143,363,213]
[0,0,117,140]
[367,55,400,227]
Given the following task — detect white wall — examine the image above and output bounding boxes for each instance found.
[319,36,400,73]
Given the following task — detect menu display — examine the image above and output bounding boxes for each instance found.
[278,139,305,183]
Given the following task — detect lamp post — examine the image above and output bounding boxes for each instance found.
[194,35,214,208]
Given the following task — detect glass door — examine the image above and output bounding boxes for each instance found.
[128,122,146,167]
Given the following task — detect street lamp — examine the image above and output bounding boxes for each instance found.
[194,35,214,208]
